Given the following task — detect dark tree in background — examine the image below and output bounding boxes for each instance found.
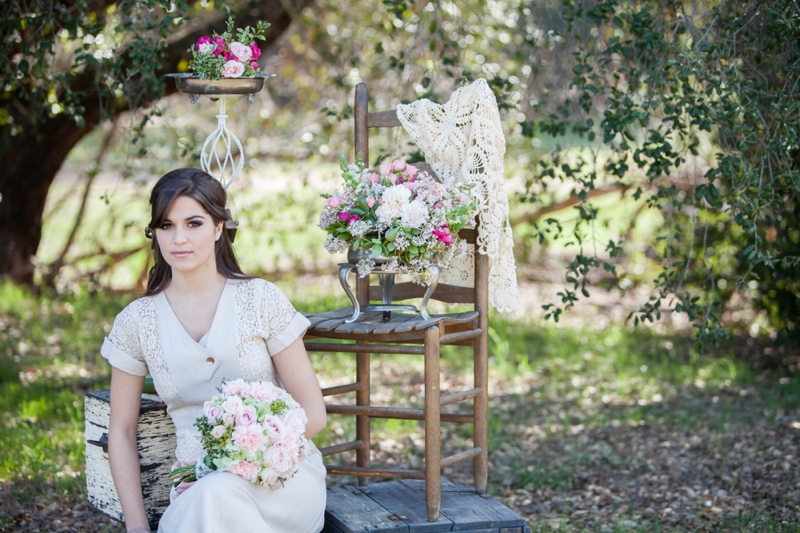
[0,0,313,284]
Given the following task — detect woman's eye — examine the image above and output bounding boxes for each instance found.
[160,223,172,230]
[189,221,203,228]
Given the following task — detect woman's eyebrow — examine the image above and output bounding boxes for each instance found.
[185,214,205,221]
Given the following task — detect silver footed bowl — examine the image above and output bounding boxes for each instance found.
[165,73,275,98]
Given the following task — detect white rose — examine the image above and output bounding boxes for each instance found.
[400,199,429,229]
[222,60,245,78]
[381,184,411,206]
[229,42,252,62]
[197,42,215,54]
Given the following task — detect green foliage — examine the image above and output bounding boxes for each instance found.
[1,0,190,149]
[517,0,800,348]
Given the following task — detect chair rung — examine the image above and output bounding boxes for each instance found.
[321,382,363,397]
[305,341,424,355]
[440,328,483,344]
[326,465,425,480]
[441,447,482,468]
[325,403,473,423]
[320,440,363,457]
[440,388,482,407]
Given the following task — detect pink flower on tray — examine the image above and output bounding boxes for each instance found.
[229,41,252,62]
[250,43,262,59]
[222,59,245,76]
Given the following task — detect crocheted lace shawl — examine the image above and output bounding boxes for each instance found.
[396,79,520,313]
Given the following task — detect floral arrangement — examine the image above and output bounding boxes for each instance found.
[320,154,477,284]
[187,18,271,80]
[169,379,309,490]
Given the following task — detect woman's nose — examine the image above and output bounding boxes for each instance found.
[173,227,188,244]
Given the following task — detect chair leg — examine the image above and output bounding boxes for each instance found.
[424,326,441,521]
[356,348,370,486]
[474,327,489,493]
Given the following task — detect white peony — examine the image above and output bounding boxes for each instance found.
[401,199,429,229]
[375,202,402,224]
[229,42,252,62]
[381,184,412,206]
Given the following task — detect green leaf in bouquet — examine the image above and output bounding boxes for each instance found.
[386,242,396,252]
[371,243,383,256]
[385,227,400,241]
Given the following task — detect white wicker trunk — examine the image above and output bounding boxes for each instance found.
[85,389,176,530]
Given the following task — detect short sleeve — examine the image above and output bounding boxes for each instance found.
[101,303,148,376]
[259,281,310,356]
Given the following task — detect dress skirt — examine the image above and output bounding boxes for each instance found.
[157,453,327,533]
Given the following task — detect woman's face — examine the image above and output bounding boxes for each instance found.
[155,195,223,278]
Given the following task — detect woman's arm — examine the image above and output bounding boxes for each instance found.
[272,336,327,438]
[108,366,151,533]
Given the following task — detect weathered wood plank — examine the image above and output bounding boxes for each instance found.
[325,484,405,533]
[369,313,418,334]
[365,480,453,533]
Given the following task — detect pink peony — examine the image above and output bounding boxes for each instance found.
[232,425,265,455]
[222,60,246,78]
[228,460,260,483]
[236,405,258,426]
[250,43,262,59]
[229,42,252,62]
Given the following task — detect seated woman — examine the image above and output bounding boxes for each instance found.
[102,168,327,533]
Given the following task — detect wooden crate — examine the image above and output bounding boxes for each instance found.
[85,389,176,530]
[323,478,531,533]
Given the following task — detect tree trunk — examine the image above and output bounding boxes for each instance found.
[0,0,312,284]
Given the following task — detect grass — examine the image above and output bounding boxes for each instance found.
[1,281,799,531]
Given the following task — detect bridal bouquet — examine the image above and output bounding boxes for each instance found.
[187,18,271,79]
[169,379,309,490]
[320,154,477,284]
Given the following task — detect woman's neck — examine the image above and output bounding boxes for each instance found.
[165,266,227,300]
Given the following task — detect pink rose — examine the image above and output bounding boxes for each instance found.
[222,60,245,78]
[223,396,243,414]
[232,425,265,455]
[228,460,260,483]
[326,196,341,208]
[250,43,262,59]
[264,444,294,473]
[229,42,252,62]
[205,403,224,422]
[236,405,258,426]
[222,411,236,426]
[365,196,375,208]
[211,425,227,439]
[262,415,287,443]
[259,467,279,487]
[284,409,307,434]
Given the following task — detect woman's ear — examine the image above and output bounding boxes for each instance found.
[215,220,223,241]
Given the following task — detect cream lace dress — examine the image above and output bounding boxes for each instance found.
[100,278,326,533]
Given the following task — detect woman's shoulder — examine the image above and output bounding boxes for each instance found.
[232,277,282,296]
[113,293,157,324]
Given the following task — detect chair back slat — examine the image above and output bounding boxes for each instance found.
[368,282,475,305]
[368,110,402,128]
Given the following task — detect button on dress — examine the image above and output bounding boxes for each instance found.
[101,278,326,533]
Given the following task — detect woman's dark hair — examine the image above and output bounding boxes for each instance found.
[143,168,252,296]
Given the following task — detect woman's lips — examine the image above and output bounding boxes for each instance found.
[172,251,191,258]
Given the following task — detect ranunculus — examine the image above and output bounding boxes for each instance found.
[229,41,252,62]
[228,460,260,483]
[211,425,227,439]
[232,425,265,455]
[222,60,246,78]
[236,405,258,426]
[401,199,429,229]
[250,43,262,59]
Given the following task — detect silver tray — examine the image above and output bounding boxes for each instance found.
[165,73,275,102]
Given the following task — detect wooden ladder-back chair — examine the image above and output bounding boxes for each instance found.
[304,82,489,522]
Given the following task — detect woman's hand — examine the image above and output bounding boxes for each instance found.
[175,480,196,496]
[126,527,152,533]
